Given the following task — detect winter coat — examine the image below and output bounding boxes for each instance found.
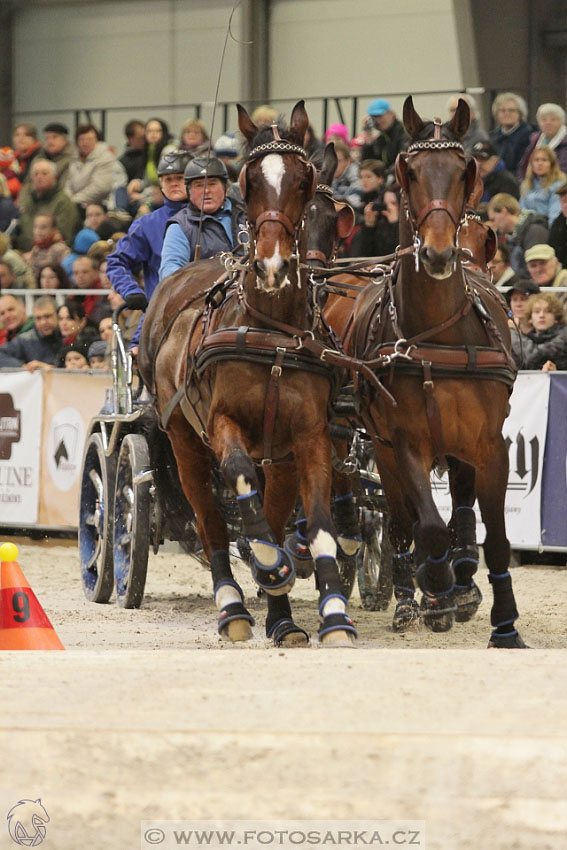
[0,326,62,367]
[361,119,408,171]
[506,211,550,275]
[489,122,533,175]
[481,161,520,202]
[16,184,80,251]
[45,142,74,189]
[520,177,564,226]
[331,161,363,210]
[512,323,567,370]
[518,131,567,180]
[549,213,567,268]
[66,142,116,206]
[0,196,19,232]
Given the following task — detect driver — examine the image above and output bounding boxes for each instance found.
[159,155,245,279]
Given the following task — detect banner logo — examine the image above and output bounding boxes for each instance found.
[7,799,49,846]
[0,394,21,461]
[47,407,85,492]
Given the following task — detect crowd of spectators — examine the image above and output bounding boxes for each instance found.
[1,91,567,375]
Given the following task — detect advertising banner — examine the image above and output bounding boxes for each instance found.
[38,371,111,528]
[0,371,43,524]
[541,373,567,546]
[431,373,550,548]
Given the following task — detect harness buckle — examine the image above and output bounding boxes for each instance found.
[320,348,335,362]
[295,330,314,351]
[260,458,273,466]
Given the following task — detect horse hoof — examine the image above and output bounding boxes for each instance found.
[283,533,314,579]
[420,592,456,633]
[267,618,309,647]
[454,582,482,622]
[320,629,356,647]
[488,631,529,649]
[223,619,254,642]
[391,597,420,632]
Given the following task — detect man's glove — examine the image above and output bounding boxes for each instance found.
[124,292,149,311]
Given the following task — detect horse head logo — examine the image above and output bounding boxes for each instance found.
[7,799,49,846]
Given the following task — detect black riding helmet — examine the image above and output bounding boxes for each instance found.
[184,155,228,186]
[157,150,193,176]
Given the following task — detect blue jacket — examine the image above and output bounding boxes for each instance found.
[106,197,186,301]
[159,198,244,279]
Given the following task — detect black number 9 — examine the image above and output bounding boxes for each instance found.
[12,591,30,623]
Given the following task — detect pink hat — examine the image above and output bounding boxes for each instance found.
[324,123,350,144]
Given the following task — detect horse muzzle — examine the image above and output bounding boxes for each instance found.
[420,245,457,280]
[254,256,292,293]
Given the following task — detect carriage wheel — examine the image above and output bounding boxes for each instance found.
[79,432,116,603]
[357,508,394,610]
[113,434,151,609]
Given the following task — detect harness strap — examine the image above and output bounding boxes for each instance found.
[422,361,447,468]
[262,347,286,464]
[254,209,297,237]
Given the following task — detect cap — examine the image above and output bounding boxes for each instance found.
[43,122,69,136]
[324,123,350,144]
[368,98,391,117]
[507,279,540,298]
[213,133,239,158]
[524,244,556,263]
[471,141,498,160]
[88,340,108,360]
[555,181,567,196]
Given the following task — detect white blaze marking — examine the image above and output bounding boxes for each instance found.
[261,153,285,196]
[250,540,278,566]
[236,475,251,496]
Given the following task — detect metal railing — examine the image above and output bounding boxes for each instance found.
[8,288,108,314]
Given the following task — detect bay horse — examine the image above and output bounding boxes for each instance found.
[333,97,525,647]
[138,102,360,646]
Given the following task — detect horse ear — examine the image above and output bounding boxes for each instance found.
[237,104,258,145]
[334,202,356,239]
[484,224,498,264]
[289,100,309,145]
[238,162,248,202]
[402,96,425,138]
[395,152,409,192]
[465,156,478,199]
[449,98,471,139]
[307,162,318,199]
[319,142,338,185]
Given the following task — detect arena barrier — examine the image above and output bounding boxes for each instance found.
[0,369,565,547]
[0,369,111,531]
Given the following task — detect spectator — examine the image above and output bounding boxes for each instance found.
[213,133,242,181]
[87,339,109,371]
[42,122,73,188]
[511,291,567,371]
[98,316,113,344]
[358,159,386,208]
[489,92,533,175]
[324,123,350,146]
[303,125,323,160]
[159,154,244,278]
[63,344,89,370]
[61,227,100,279]
[506,279,540,334]
[0,147,22,200]
[0,232,35,289]
[66,124,116,208]
[56,299,99,365]
[488,193,549,275]
[119,120,146,182]
[471,141,520,202]
[126,118,175,208]
[519,146,565,226]
[524,244,567,294]
[331,141,363,210]
[549,181,567,268]
[0,294,34,346]
[24,213,70,277]
[12,123,43,184]
[0,295,61,371]
[446,92,488,155]
[70,255,111,324]
[37,262,72,291]
[518,103,567,180]
[251,105,279,127]
[83,203,109,236]
[350,184,400,258]
[360,99,407,173]
[16,158,79,251]
[487,243,520,288]
[0,173,19,232]
[179,118,209,155]
[0,261,17,289]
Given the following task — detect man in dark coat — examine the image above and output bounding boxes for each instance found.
[549,181,567,268]
[360,99,407,174]
[0,296,62,370]
[472,141,520,202]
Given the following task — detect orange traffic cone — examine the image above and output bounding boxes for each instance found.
[0,542,64,650]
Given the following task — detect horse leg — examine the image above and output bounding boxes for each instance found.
[262,465,309,647]
[374,454,420,631]
[474,438,527,648]
[211,415,296,598]
[392,437,456,632]
[295,431,357,646]
[167,413,254,641]
[447,458,483,622]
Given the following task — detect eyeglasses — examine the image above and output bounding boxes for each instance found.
[498,107,519,114]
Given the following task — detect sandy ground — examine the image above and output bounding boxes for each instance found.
[0,537,566,850]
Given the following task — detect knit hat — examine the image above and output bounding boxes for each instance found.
[213,133,239,158]
[0,147,16,168]
[524,244,556,263]
[324,123,350,144]
[88,340,108,360]
[506,279,540,299]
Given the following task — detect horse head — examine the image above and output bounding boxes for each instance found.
[395,96,478,279]
[305,142,355,267]
[237,100,317,292]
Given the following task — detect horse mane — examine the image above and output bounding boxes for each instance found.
[249,121,304,151]
[408,119,464,144]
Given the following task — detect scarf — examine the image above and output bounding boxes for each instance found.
[536,124,567,151]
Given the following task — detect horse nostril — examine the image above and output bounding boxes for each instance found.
[254,259,266,278]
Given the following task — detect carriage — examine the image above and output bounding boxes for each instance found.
[77,303,393,612]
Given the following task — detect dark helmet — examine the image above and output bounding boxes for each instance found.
[157,149,193,176]
[184,155,228,184]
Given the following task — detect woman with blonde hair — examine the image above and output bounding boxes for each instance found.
[179,118,209,155]
[520,145,566,225]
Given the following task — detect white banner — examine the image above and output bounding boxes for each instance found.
[0,371,43,524]
[431,373,550,548]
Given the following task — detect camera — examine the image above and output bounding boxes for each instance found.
[371,200,387,212]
